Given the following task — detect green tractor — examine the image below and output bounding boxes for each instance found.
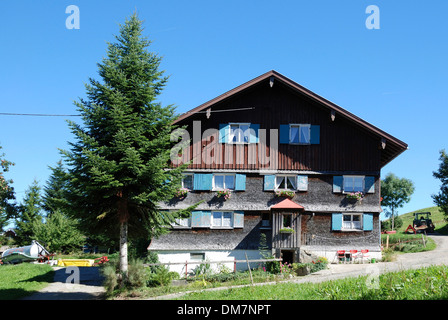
[412,212,435,233]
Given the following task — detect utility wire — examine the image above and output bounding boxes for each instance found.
[0,112,81,117]
[0,107,255,117]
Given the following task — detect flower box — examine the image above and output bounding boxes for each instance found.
[279,227,294,234]
[275,190,295,199]
[346,192,364,202]
[216,189,231,200]
[174,188,189,199]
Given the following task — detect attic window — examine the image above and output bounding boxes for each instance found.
[290,124,310,144]
[230,123,250,144]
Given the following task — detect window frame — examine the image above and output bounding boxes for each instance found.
[343,175,365,193]
[211,211,233,229]
[342,213,363,231]
[213,173,235,191]
[275,175,297,191]
[229,122,251,144]
[289,124,311,145]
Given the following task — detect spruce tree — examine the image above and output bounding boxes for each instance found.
[42,160,70,215]
[15,179,43,246]
[62,14,195,277]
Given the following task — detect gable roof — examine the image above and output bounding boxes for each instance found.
[174,70,408,167]
[270,198,304,210]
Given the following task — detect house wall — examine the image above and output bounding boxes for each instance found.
[175,80,383,172]
[160,174,382,213]
[157,249,263,276]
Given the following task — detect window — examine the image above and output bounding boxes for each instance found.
[290,124,310,144]
[342,214,362,230]
[212,211,233,228]
[261,212,271,228]
[230,123,250,144]
[182,174,194,190]
[172,217,191,228]
[282,214,292,228]
[343,176,364,193]
[190,253,205,261]
[213,174,235,190]
[275,175,297,190]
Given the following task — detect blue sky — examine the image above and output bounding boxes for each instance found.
[0,1,447,224]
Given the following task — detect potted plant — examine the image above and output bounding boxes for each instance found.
[279,227,294,234]
[346,191,364,203]
[216,189,231,200]
[174,187,189,199]
[275,190,295,199]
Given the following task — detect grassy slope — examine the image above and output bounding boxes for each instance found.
[387,206,448,234]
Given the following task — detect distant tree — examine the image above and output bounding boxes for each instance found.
[32,210,85,253]
[381,173,415,230]
[61,14,196,280]
[15,179,43,246]
[42,160,70,215]
[433,149,448,220]
[0,146,16,232]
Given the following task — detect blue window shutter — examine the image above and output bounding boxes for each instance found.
[279,125,290,144]
[249,124,260,143]
[233,211,244,228]
[297,175,308,191]
[191,211,211,228]
[363,213,374,231]
[333,176,343,193]
[193,173,213,190]
[310,125,320,144]
[264,175,276,191]
[219,124,229,143]
[235,174,246,191]
[364,176,375,193]
[332,213,342,231]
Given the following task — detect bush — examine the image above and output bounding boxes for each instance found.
[147,265,178,287]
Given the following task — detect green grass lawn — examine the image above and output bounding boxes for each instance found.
[0,263,54,300]
[180,265,448,300]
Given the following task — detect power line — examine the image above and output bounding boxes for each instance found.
[0,113,81,117]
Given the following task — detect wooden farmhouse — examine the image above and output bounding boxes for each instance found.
[148,70,408,274]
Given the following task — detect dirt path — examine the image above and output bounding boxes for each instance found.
[22,266,105,300]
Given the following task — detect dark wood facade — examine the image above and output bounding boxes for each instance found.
[173,71,406,173]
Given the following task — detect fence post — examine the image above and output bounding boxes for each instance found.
[245,252,253,285]
[185,261,188,278]
[234,257,236,274]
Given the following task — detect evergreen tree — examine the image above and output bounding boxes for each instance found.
[32,210,85,253]
[15,179,43,246]
[433,149,448,219]
[62,14,196,278]
[42,160,70,215]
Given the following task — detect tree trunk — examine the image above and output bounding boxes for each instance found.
[119,220,128,276]
[117,191,129,278]
[391,208,395,231]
